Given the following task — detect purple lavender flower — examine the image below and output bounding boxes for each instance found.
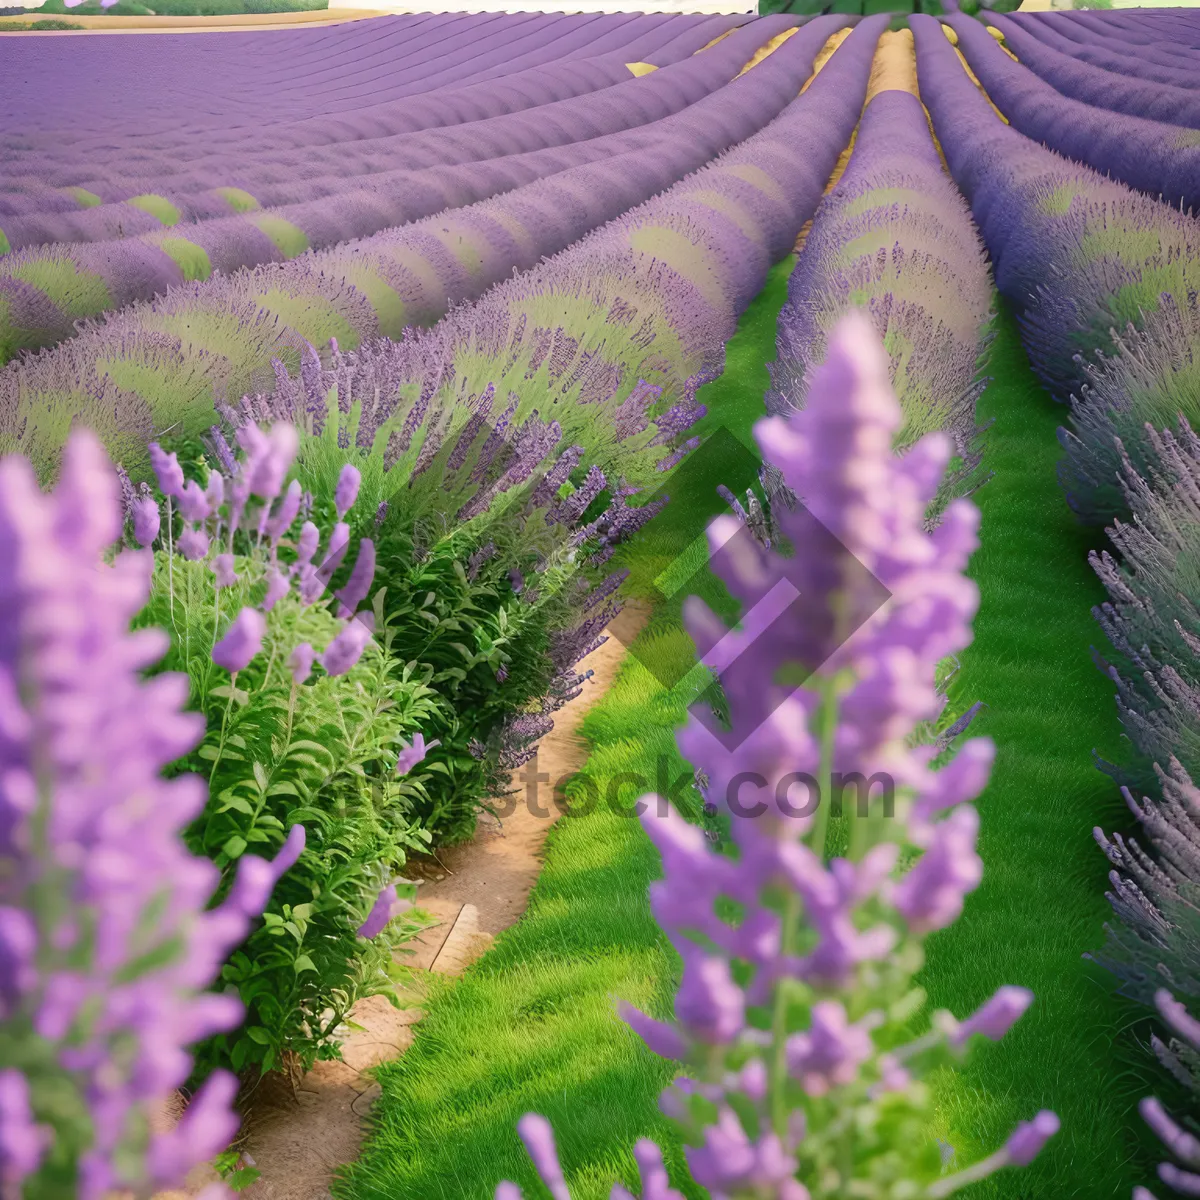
[335,538,375,619]
[148,442,185,498]
[177,480,210,524]
[211,554,238,590]
[334,463,361,519]
[952,986,1034,1047]
[238,422,299,502]
[130,496,160,548]
[212,607,265,673]
[261,569,290,614]
[396,732,439,777]
[177,526,210,562]
[320,617,373,677]
[294,521,320,570]
[288,642,315,686]
[0,430,293,1196]
[357,883,411,939]
[266,479,302,542]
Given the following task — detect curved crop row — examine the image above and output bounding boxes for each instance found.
[1,12,721,148]
[265,14,886,469]
[912,13,1200,503]
[0,14,752,194]
[768,85,993,518]
[986,13,1200,128]
[1013,10,1200,70]
[1005,11,1200,89]
[943,13,1200,214]
[0,16,875,479]
[0,16,838,366]
[0,17,801,244]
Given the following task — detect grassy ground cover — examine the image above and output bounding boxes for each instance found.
[337,283,1159,1199]
[921,303,1158,1197]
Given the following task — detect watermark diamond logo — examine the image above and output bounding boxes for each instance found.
[604,425,892,752]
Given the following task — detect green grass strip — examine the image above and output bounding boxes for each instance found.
[214,186,261,214]
[250,214,310,259]
[0,228,9,256]
[337,259,795,1200]
[920,300,1155,1198]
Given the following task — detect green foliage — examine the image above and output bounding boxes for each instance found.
[138,559,435,1079]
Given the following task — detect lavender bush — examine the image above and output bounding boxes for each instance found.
[495,312,1057,1200]
[0,430,305,1198]
[130,428,432,1080]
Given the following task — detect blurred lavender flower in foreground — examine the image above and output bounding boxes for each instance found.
[497,313,1055,1198]
[396,732,439,778]
[0,431,301,1199]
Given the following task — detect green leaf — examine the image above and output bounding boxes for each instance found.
[266,781,301,799]
[252,762,269,791]
[217,796,255,816]
[294,954,317,975]
[245,1026,272,1045]
[222,835,248,859]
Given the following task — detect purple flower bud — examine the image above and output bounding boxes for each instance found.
[357,883,411,939]
[205,471,224,512]
[620,1002,688,1061]
[1003,1111,1060,1166]
[509,568,524,595]
[320,617,373,677]
[294,521,320,570]
[785,1001,876,1096]
[675,947,744,1045]
[892,805,983,934]
[130,496,160,548]
[396,731,439,777]
[0,1069,47,1184]
[266,479,302,542]
[335,464,361,519]
[289,642,315,685]
[239,423,299,501]
[262,570,290,613]
[148,442,185,498]
[177,480,210,524]
[515,1114,571,1200]
[177,525,210,561]
[952,986,1033,1047]
[212,607,265,673]
[335,538,375,619]
[211,554,238,590]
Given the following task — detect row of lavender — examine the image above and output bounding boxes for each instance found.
[0,16,823,366]
[913,14,1200,1196]
[0,20,891,1194]
[942,11,1200,215]
[0,11,742,143]
[0,15,837,401]
[490,60,1061,1197]
[0,18,784,227]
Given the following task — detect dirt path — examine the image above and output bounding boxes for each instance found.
[157,603,649,1200]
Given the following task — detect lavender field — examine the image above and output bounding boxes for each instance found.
[2,7,1199,1200]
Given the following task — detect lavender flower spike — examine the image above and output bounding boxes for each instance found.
[288,642,315,686]
[211,553,238,590]
[177,526,210,562]
[212,607,265,673]
[335,538,376,619]
[0,430,276,1196]
[262,569,290,614]
[148,442,185,498]
[396,732,439,777]
[131,496,160,548]
[335,463,362,519]
[320,616,373,677]
[357,883,412,940]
